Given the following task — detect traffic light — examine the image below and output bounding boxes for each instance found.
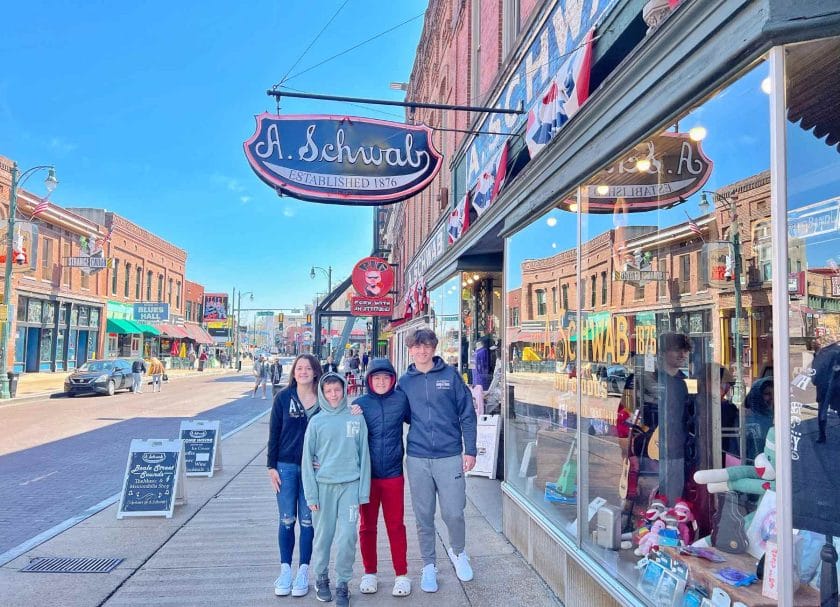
[306,314,312,324]
[277,313,284,323]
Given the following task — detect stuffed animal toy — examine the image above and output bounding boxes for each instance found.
[693,427,776,495]
[671,500,698,545]
[634,520,665,556]
[644,495,668,523]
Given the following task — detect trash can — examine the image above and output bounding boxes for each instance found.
[7,371,19,398]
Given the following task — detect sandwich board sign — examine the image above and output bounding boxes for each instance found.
[179,420,223,477]
[117,439,186,519]
[467,414,502,479]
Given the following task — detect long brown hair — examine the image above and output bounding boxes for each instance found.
[289,354,322,393]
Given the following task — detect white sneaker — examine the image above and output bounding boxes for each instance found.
[392,575,412,596]
[420,564,438,592]
[274,563,292,596]
[359,573,377,594]
[448,547,474,582]
[291,564,309,597]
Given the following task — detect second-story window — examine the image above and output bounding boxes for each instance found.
[561,284,569,310]
[470,0,481,104]
[590,275,596,308]
[176,281,181,309]
[502,0,520,57]
[536,289,546,316]
[111,258,119,295]
[135,266,142,299]
[168,278,173,305]
[157,274,163,302]
[124,262,131,298]
[146,270,153,301]
[601,271,608,305]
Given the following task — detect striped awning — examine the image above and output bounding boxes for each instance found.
[156,323,189,339]
[107,318,141,334]
[182,323,214,344]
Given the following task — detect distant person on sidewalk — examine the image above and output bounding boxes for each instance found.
[253,354,269,399]
[302,373,371,607]
[352,358,412,597]
[267,353,322,598]
[322,355,338,374]
[399,327,477,592]
[361,350,370,373]
[198,349,208,371]
[149,357,165,392]
[131,358,147,394]
[270,357,284,397]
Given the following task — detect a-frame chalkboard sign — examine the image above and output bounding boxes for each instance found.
[117,439,187,519]
[180,420,223,477]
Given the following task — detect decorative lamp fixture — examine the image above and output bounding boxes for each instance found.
[636,158,652,172]
[688,126,707,142]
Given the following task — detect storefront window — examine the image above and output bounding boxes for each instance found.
[428,276,461,368]
[17,296,27,321]
[78,307,90,327]
[505,201,580,536]
[462,271,502,381]
[70,307,79,327]
[27,300,42,324]
[90,308,100,328]
[507,58,780,602]
[56,329,66,364]
[43,301,56,325]
[40,329,53,362]
[785,36,840,603]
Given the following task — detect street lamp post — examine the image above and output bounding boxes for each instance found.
[234,290,254,372]
[0,163,58,399]
[310,265,332,357]
[701,191,745,456]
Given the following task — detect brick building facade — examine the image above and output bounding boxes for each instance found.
[184,279,204,323]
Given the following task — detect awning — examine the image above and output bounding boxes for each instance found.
[183,323,214,344]
[787,37,840,151]
[156,323,189,339]
[107,318,142,334]
[136,323,160,336]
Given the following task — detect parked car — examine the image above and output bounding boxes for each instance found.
[605,364,629,395]
[64,358,135,397]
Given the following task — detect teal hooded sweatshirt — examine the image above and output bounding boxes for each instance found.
[301,373,371,507]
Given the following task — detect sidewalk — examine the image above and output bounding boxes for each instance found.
[0,412,563,607]
[9,364,234,401]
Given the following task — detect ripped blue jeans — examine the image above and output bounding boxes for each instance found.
[276,462,313,565]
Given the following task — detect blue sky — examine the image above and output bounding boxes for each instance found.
[0,0,426,319]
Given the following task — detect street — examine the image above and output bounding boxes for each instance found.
[0,371,270,557]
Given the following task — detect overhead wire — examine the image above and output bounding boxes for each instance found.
[283,11,426,82]
[275,0,352,87]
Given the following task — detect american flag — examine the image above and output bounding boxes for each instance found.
[688,218,702,236]
[30,199,50,219]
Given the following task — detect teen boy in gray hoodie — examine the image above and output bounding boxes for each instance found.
[302,373,371,606]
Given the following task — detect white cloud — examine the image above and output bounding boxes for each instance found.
[48,137,78,154]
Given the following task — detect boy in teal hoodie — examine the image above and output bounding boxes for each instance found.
[302,373,371,606]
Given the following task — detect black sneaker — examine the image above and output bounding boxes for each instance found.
[336,581,350,607]
[316,573,333,602]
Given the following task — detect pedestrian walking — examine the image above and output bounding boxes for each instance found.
[399,328,477,592]
[322,355,338,374]
[361,350,370,373]
[302,373,371,607]
[353,358,412,597]
[149,357,165,392]
[131,358,147,394]
[267,353,323,598]
[198,349,208,371]
[253,354,269,399]
[270,357,284,397]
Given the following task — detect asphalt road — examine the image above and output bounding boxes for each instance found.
[0,371,274,556]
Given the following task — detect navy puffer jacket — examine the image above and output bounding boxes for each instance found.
[353,358,410,479]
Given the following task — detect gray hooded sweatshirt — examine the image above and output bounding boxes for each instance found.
[301,373,371,507]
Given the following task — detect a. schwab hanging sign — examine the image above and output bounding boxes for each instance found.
[244,114,443,205]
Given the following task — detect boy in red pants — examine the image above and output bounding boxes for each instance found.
[352,358,411,597]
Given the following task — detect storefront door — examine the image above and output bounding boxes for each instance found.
[76,330,89,366]
[25,327,40,372]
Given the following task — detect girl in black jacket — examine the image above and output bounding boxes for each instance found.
[266,354,322,597]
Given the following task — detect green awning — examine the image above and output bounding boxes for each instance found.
[135,323,160,336]
[107,318,142,334]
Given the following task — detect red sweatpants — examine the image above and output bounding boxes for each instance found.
[359,475,408,576]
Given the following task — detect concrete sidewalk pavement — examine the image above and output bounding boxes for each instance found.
[0,412,562,607]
